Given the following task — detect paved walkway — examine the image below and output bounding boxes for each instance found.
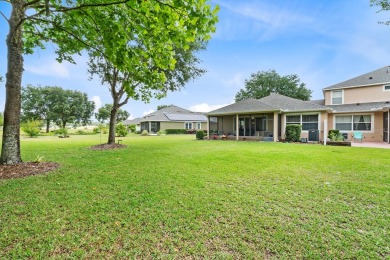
[351,142,390,149]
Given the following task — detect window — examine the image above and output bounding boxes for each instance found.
[196,122,201,129]
[286,114,319,130]
[384,85,390,91]
[335,115,371,131]
[185,122,193,129]
[255,116,267,131]
[332,90,343,105]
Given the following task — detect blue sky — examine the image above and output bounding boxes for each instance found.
[1,0,390,119]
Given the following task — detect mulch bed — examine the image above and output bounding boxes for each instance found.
[89,143,127,150]
[0,162,60,180]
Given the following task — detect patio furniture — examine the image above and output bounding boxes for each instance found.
[353,131,364,142]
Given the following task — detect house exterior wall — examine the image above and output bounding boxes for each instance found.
[326,111,384,142]
[160,121,207,131]
[324,84,390,105]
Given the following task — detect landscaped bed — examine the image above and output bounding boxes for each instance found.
[0,134,388,258]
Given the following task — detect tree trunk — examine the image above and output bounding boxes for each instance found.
[108,106,118,144]
[46,120,50,133]
[1,1,25,164]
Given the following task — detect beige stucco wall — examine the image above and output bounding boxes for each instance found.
[160,121,207,131]
[324,84,390,105]
[326,112,384,142]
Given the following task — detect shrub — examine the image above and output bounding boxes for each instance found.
[129,124,136,133]
[55,127,68,137]
[116,123,128,137]
[328,130,340,139]
[157,130,165,136]
[93,127,100,134]
[165,129,187,134]
[141,130,149,136]
[135,130,141,134]
[196,130,204,140]
[21,120,42,138]
[285,124,301,142]
[186,129,197,134]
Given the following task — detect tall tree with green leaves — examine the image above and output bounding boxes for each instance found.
[371,0,390,25]
[22,85,60,133]
[0,0,218,164]
[95,104,130,124]
[157,105,174,110]
[235,70,312,102]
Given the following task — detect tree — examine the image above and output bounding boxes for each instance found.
[0,112,3,127]
[95,104,129,123]
[1,1,218,164]
[157,105,174,110]
[21,85,61,133]
[235,70,312,102]
[51,89,95,129]
[371,0,390,25]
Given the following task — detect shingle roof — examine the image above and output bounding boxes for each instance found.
[323,66,390,90]
[165,113,207,121]
[327,101,390,113]
[123,118,142,125]
[141,105,206,122]
[207,94,328,116]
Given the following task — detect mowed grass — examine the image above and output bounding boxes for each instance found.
[0,134,389,259]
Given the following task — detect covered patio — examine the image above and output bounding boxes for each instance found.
[207,112,280,141]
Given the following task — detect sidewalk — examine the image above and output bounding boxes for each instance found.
[351,142,390,149]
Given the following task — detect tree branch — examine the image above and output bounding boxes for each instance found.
[0,11,9,23]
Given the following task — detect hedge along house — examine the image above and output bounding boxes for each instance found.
[207,66,390,143]
[207,93,330,141]
[139,105,207,134]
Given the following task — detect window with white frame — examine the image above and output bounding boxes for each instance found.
[196,122,201,129]
[286,114,319,130]
[335,115,371,131]
[184,122,193,129]
[384,85,390,91]
[332,90,343,105]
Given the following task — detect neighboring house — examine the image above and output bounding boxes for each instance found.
[138,106,207,133]
[207,66,390,143]
[123,118,142,132]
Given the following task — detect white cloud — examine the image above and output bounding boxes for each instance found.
[91,96,102,112]
[189,102,232,113]
[143,109,155,116]
[25,60,70,78]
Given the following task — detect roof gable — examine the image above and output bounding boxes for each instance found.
[323,66,390,90]
[208,94,328,115]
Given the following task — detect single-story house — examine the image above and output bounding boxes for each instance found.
[207,66,390,143]
[137,105,208,134]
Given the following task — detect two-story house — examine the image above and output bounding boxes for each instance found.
[207,66,390,143]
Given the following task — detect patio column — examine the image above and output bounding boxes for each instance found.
[236,114,239,141]
[149,122,151,133]
[207,116,210,140]
[273,112,278,141]
[388,110,390,144]
[323,118,328,145]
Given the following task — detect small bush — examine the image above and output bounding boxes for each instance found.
[54,127,68,137]
[196,130,204,140]
[21,120,42,138]
[186,129,197,134]
[129,124,136,133]
[93,127,100,134]
[328,130,340,139]
[135,130,141,134]
[141,130,149,136]
[285,124,301,142]
[157,130,165,136]
[116,123,128,137]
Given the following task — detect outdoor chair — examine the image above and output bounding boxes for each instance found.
[353,131,364,142]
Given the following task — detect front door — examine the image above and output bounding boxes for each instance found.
[384,112,389,143]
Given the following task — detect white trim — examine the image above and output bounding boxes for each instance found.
[331,89,344,105]
[184,122,193,129]
[196,122,202,130]
[332,113,374,133]
[383,85,390,91]
[284,112,321,133]
[323,81,390,91]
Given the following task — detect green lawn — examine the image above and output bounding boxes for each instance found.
[1,134,389,258]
